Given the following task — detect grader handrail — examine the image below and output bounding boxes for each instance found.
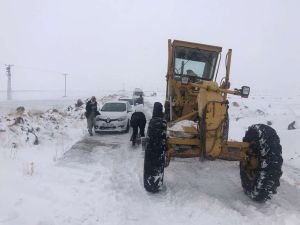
[190,82,243,97]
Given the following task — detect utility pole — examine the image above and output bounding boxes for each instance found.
[63,73,68,97]
[5,64,13,100]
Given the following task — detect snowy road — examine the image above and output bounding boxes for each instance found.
[53,101,300,225]
[55,133,300,225]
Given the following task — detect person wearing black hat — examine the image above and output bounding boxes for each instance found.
[85,96,98,136]
[130,103,146,146]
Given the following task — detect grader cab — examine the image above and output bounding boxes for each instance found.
[143,40,283,202]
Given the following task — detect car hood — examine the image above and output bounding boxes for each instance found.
[97,111,127,119]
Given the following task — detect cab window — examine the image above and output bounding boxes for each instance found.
[174,46,218,81]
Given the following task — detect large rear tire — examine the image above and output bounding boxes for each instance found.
[240,124,283,202]
[152,102,163,118]
[144,102,167,193]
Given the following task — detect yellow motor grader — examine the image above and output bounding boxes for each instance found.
[143,39,283,202]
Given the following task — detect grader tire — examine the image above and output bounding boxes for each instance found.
[240,124,283,202]
[152,102,163,118]
[144,102,166,193]
[223,113,229,141]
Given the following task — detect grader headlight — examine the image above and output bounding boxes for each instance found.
[181,76,189,84]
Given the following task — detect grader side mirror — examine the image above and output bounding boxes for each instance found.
[241,86,250,98]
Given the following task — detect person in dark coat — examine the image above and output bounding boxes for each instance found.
[130,104,146,145]
[85,96,98,136]
[135,94,144,105]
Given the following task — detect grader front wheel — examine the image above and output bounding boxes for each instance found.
[240,124,283,202]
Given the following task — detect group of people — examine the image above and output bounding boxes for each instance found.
[85,94,146,144]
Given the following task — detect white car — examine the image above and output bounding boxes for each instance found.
[95,101,133,133]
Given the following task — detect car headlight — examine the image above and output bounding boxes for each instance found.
[118,116,127,121]
[95,117,101,121]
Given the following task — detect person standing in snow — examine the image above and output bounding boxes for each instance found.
[85,96,98,136]
[130,103,146,146]
[135,94,144,105]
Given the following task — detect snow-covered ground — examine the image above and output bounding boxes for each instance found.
[0,90,300,225]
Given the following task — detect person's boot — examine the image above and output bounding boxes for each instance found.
[89,131,93,136]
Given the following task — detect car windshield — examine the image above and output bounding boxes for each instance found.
[119,99,134,105]
[174,46,218,81]
[101,103,126,112]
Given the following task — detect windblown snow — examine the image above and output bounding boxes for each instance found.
[0,90,300,225]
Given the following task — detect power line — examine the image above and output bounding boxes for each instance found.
[0,62,65,75]
[10,64,64,75]
[1,62,71,98]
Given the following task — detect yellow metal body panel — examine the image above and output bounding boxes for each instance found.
[204,100,227,157]
[167,147,200,158]
[166,141,250,160]
[165,39,251,162]
[218,141,250,161]
[172,40,222,53]
[168,137,200,145]
[183,126,198,134]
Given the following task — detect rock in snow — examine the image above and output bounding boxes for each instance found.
[288,121,296,130]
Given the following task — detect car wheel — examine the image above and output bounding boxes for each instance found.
[124,120,130,133]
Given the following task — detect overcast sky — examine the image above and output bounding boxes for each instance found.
[0,0,299,93]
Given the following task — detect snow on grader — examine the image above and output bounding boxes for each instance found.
[143,39,283,202]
